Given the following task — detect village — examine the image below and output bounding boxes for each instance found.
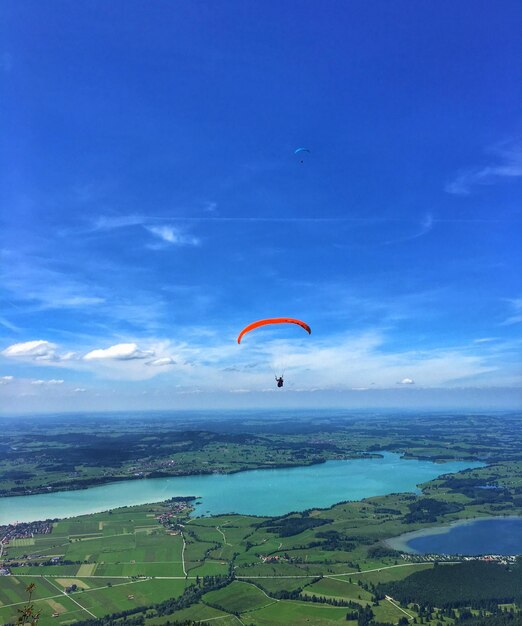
[0,519,53,547]
[154,497,195,530]
[400,552,518,565]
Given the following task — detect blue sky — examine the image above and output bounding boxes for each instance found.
[1,1,521,413]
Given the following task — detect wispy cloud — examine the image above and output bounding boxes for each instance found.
[31,379,64,385]
[1,250,168,332]
[1,251,105,311]
[88,214,200,248]
[147,356,176,366]
[0,316,21,332]
[397,377,415,385]
[446,140,522,195]
[93,214,145,230]
[502,298,522,325]
[146,225,200,247]
[384,213,433,245]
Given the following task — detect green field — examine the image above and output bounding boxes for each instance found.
[304,577,373,604]
[244,599,350,625]
[203,580,273,613]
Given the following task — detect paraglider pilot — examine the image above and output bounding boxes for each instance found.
[275,376,284,388]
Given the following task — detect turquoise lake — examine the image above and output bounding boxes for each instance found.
[386,516,522,555]
[0,452,481,524]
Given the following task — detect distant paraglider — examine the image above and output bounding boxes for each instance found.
[237,318,311,388]
[294,147,311,163]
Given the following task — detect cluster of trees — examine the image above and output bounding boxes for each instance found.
[273,590,361,607]
[455,610,522,626]
[259,514,332,537]
[367,544,401,559]
[377,562,522,609]
[9,558,85,567]
[440,476,514,505]
[1,469,33,480]
[356,606,376,626]
[404,498,464,523]
[373,507,402,516]
[344,603,410,626]
[308,530,356,552]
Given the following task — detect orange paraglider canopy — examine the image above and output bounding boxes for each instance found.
[237,318,311,344]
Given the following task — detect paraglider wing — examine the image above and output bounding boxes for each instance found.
[237,318,311,344]
[294,148,311,164]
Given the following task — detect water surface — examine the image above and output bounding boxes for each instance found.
[386,516,522,555]
[0,452,481,524]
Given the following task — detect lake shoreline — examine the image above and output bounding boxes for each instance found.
[0,452,482,525]
[0,452,386,499]
[385,515,522,555]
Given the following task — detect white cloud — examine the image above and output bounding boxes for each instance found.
[146,356,176,366]
[74,388,87,393]
[31,379,64,385]
[446,141,522,195]
[2,340,57,359]
[92,216,200,247]
[1,340,78,363]
[397,378,415,385]
[0,375,14,384]
[83,343,154,361]
[145,225,200,246]
[60,351,78,361]
[473,337,498,344]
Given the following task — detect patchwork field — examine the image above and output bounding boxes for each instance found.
[0,494,445,626]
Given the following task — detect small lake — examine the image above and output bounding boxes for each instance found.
[0,452,481,524]
[386,516,522,555]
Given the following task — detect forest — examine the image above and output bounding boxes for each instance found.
[376,561,522,609]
